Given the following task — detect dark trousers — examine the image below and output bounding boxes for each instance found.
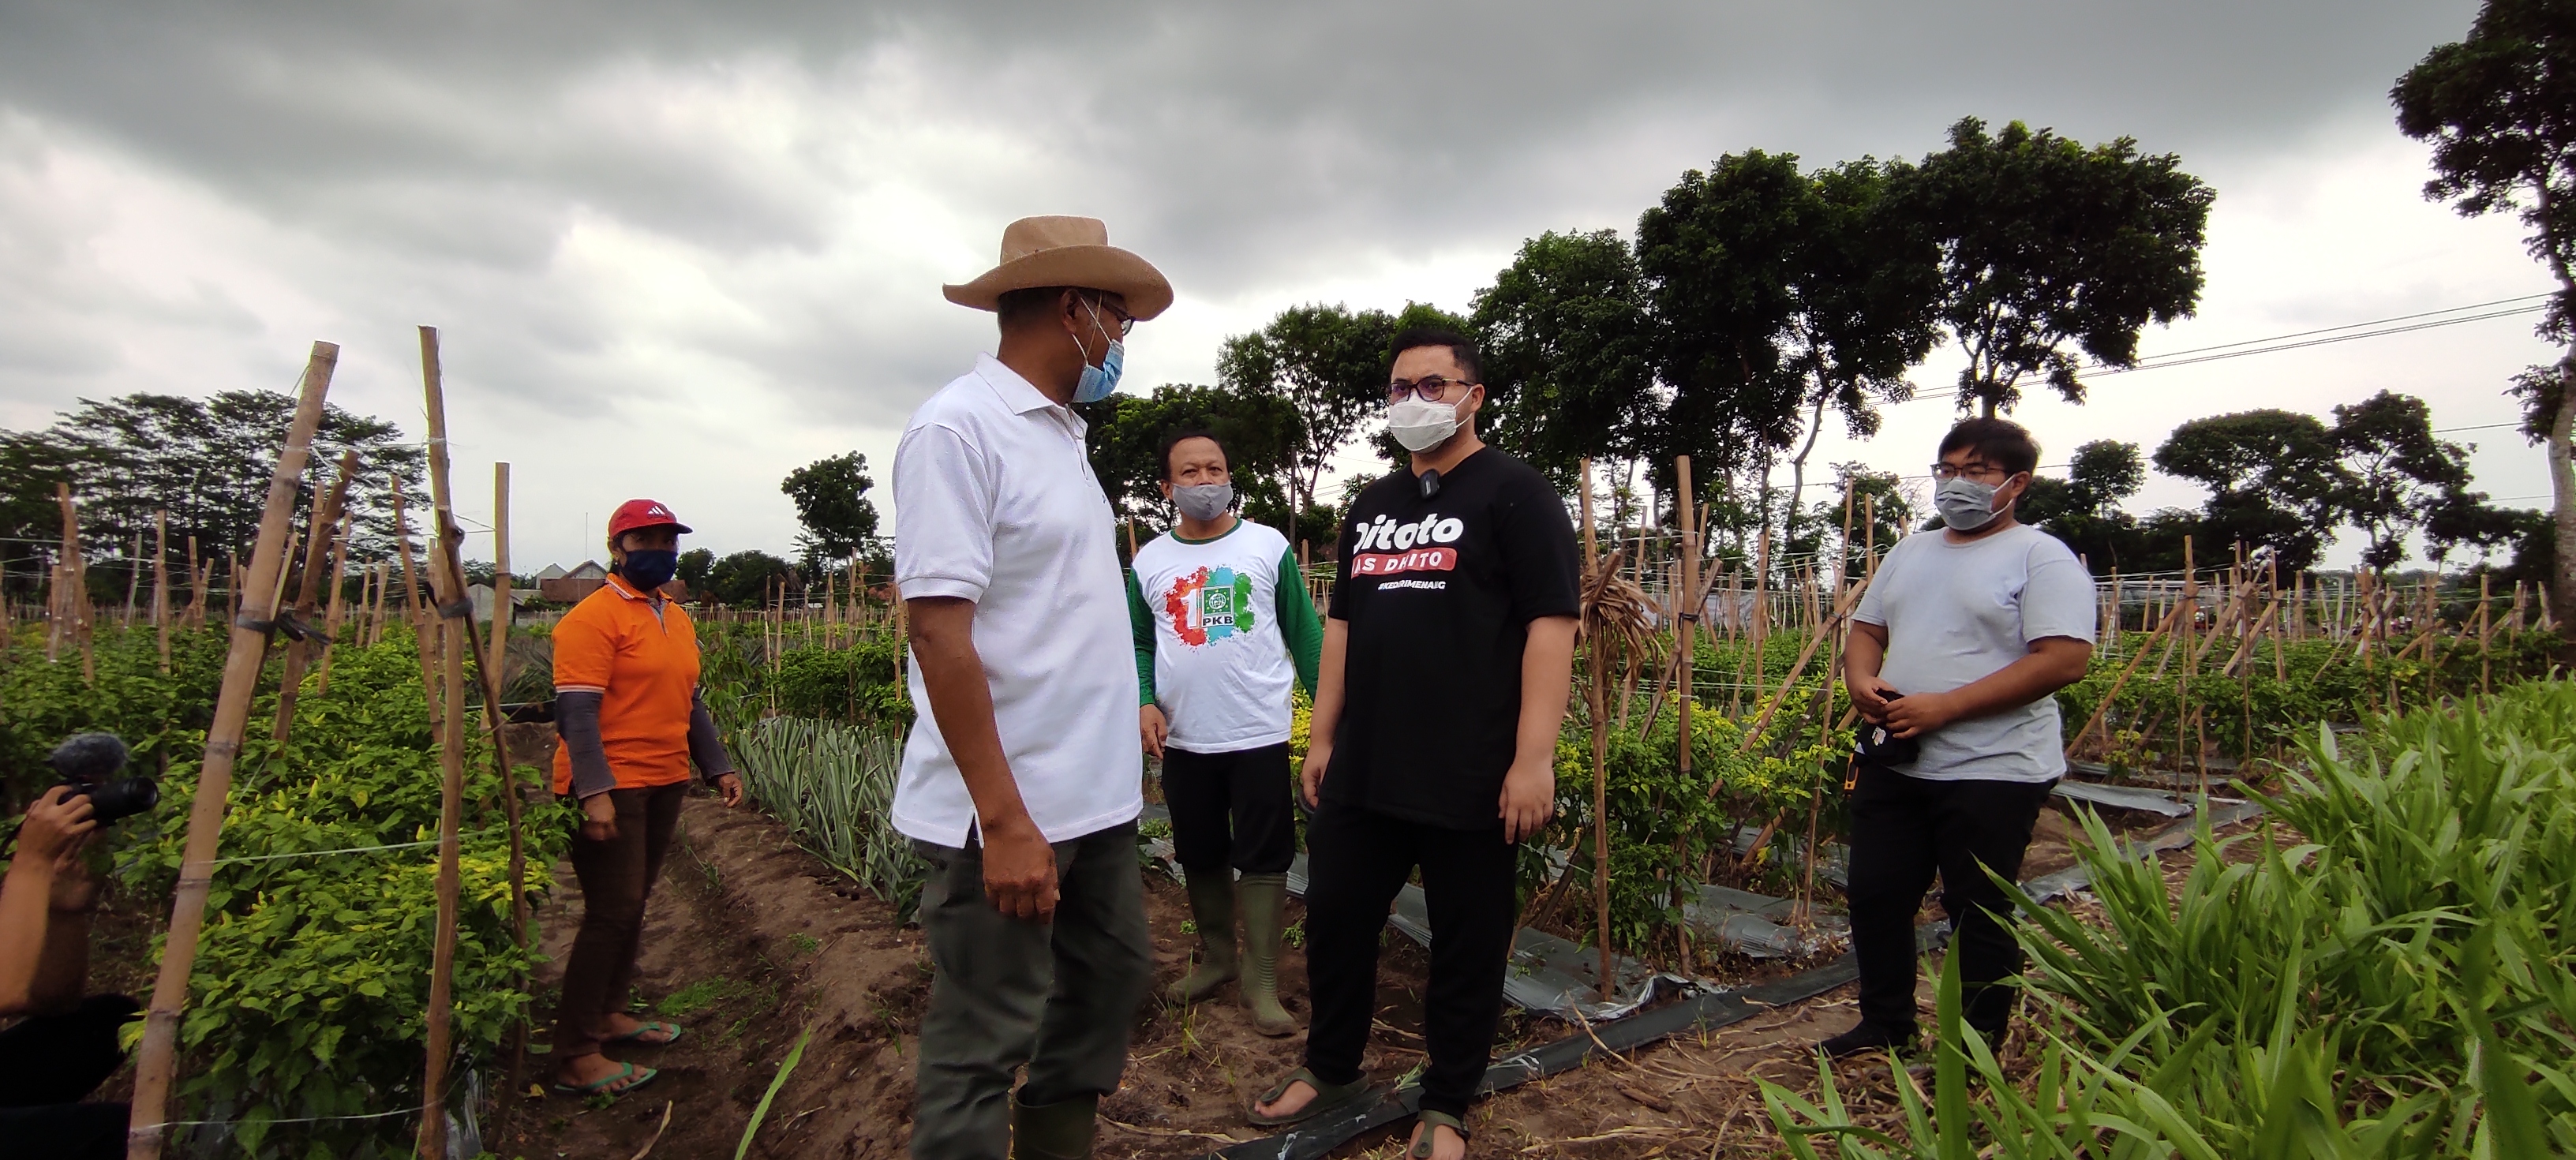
[553,781,687,1064]
[1161,743,1296,877]
[1301,805,1515,1121]
[0,993,140,1160]
[1845,764,2055,1036]
[911,821,1152,1160]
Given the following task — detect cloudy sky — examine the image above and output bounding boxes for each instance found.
[0,0,2552,572]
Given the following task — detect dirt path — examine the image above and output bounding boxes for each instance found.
[494,793,2232,1159]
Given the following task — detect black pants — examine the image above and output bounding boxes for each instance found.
[1301,805,1515,1121]
[0,993,140,1160]
[1160,743,1296,877]
[1845,764,2055,1036]
[554,781,687,1064]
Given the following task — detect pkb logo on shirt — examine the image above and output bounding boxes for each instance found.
[1163,566,1257,646]
[1349,511,1464,576]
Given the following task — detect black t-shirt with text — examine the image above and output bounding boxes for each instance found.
[1324,448,1581,829]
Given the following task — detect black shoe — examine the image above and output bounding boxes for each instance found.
[1818,1021,1919,1060]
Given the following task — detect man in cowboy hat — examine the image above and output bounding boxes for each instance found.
[893,215,1174,1160]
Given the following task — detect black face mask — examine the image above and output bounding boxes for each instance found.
[619,549,679,591]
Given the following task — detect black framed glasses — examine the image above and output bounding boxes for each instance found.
[1928,462,2012,483]
[1387,375,1477,402]
[1076,294,1136,337]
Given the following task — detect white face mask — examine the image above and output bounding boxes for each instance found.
[1387,394,1468,453]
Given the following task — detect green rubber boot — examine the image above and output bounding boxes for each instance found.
[1237,873,1301,1036]
[1168,870,1238,1004]
[1010,1091,1098,1160]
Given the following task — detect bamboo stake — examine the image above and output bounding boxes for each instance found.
[2065,600,2190,758]
[153,512,170,673]
[414,326,473,1160]
[318,513,351,690]
[125,530,142,622]
[272,452,357,743]
[2480,571,2494,696]
[391,475,440,720]
[57,485,96,680]
[128,342,335,1160]
[485,462,533,1121]
[1578,458,1612,1000]
[185,535,202,627]
[1677,458,1696,785]
[1727,567,1881,761]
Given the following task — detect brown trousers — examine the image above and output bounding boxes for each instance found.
[552,781,687,1064]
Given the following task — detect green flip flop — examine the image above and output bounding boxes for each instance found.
[1410,1109,1468,1158]
[606,1020,685,1046]
[551,1060,658,1098]
[1246,1067,1383,1128]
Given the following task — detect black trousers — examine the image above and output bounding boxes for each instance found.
[0,993,140,1160]
[1301,804,1515,1121]
[554,781,687,1064]
[1845,764,2055,1035]
[1160,743,1296,877]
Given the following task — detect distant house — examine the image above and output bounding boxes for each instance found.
[538,560,610,602]
[466,582,530,623]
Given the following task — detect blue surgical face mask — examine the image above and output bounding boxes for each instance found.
[1071,299,1125,403]
[619,548,679,591]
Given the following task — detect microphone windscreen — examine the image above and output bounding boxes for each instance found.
[49,732,129,781]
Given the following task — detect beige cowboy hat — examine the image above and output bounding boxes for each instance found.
[942,215,1174,320]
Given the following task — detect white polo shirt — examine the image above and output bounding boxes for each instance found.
[891,354,1143,847]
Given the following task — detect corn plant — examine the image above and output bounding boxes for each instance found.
[730,715,924,915]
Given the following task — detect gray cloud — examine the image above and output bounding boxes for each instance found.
[0,0,2503,563]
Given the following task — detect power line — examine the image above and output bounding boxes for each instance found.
[1902,294,2552,403]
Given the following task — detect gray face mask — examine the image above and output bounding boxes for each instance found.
[1172,481,1234,522]
[1934,477,2004,531]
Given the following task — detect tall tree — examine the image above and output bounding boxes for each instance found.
[2330,390,2512,568]
[1635,150,1813,508]
[1896,117,2215,415]
[2065,440,2146,516]
[2154,410,2343,571]
[705,549,792,608]
[1076,383,1302,538]
[21,391,425,561]
[780,451,882,573]
[1217,305,1395,544]
[1471,230,1657,491]
[1635,150,1939,557]
[2397,2,2576,621]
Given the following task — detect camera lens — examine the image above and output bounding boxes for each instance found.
[76,777,160,825]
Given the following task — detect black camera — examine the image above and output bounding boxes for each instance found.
[1854,693,1921,768]
[51,733,158,825]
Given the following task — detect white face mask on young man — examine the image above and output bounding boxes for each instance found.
[1386,391,1473,453]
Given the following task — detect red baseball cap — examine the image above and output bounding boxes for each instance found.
[608,498,692,538]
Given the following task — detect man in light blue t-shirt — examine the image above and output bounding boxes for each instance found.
[1823,417,2098,1060]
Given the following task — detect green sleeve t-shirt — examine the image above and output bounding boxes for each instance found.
[1125,517,1320,754]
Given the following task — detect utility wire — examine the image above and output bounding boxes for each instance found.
[1901,295,2552,403]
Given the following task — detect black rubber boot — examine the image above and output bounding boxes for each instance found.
[1010,1091,1099,1160]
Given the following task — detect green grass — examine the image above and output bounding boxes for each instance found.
[656,977,752,1018]
[1764,679,2576,1156]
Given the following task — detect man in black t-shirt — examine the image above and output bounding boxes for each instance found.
[1248,327,1580,1160]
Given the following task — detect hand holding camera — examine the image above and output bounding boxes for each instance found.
[49,733,158,827]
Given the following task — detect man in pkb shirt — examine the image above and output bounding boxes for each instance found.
[1127,428,1322,1038]
[1250,327,1580,1160]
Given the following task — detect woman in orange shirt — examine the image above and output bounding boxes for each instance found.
[549,499,743,1098]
